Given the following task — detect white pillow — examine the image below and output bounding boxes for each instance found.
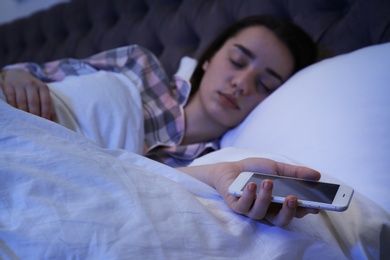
[221,43,390,213]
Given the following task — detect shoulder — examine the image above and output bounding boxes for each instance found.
[118,45,169,81]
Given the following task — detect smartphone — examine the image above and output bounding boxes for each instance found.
[228,172,354,212]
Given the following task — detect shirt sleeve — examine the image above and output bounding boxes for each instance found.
[2,45,161,84]
[2,58,99,83]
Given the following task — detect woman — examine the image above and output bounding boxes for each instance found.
[1,15,316,167]
[1,15,320,226]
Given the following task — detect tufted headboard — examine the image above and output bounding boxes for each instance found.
[0,0,389,77]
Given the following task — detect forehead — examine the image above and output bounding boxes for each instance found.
[228,25,282,49]
[222,25,294,80]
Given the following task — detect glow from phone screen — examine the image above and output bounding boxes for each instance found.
[246,174,340,203]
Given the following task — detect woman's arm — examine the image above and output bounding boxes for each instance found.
[1,45,154,119]
[178,157,321,227]
[1,58,99,119]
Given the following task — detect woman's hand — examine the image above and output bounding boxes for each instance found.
[1,69,55,120]
[178,157,321,227]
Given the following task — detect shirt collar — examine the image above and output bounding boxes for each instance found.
[173,56,198,106]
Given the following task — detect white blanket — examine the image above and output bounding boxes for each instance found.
[48,70,144,154]
[0,96,389,259]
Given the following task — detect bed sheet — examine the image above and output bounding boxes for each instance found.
[191,147,390,259]
[1,98,389,259]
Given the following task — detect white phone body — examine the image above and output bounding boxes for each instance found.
[228,172,354,212]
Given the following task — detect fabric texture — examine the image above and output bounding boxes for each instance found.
[4,45,218,167]
[48,71,144,153]
[1,98,389,259]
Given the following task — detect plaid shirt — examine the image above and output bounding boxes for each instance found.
[5,45,219,167]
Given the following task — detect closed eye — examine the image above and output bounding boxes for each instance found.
[234,44,285,84]
[256,79,273,94]
[230,58,245,69]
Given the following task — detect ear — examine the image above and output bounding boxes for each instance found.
[202,61,210,71]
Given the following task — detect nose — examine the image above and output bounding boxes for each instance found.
[232,70,254,95]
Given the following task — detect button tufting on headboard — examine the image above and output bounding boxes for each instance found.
[0,0,389,77]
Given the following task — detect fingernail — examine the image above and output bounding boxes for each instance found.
[263,180,272,191]
[288,199,297,209]
[247,182,256,192]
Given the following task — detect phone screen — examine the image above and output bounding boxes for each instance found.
[246,174,340,203]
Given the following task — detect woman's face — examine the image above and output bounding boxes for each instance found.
[196,25,294,128]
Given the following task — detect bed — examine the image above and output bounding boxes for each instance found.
[1,0,390,259]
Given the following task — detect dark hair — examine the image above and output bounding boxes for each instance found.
[189,15,317,96]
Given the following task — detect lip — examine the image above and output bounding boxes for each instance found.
[218,91,240,110]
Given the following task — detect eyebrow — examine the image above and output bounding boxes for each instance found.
[234,44,285,83]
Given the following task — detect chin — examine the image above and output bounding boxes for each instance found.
[219,119,241,130]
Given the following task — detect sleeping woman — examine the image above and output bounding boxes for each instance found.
[1,15,321,227]
[1,15,316,167]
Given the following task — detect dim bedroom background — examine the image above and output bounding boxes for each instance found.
[1,0,389,259]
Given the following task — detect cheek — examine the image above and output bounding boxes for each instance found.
[199,66,227,94]
[202,70,216,86]
[203,56,232,82]
[231,96,264,127]
[243,94,266,112]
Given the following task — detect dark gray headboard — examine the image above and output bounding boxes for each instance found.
[1,0,389,77]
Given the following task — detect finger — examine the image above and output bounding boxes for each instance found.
[267,195,298,227]
[295,207,320,218]
[241,158,320,181]
[275,162,321,181]
[50,109,57,121]
[14,86,29,112]
[37,83,53,119]
[25,86,41,116]
[1,81,17,107]
[247,179,273,219]
[234,182,257,214]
